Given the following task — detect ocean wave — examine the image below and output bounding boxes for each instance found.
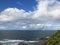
[0,39,39,45]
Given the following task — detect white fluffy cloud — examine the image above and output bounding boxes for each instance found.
[0,8,32,21]
[33,0,60,21]
[0,0,60,30]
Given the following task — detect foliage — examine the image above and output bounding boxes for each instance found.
[47,30,60,45]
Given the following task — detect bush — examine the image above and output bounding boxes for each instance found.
[47,30,60,45]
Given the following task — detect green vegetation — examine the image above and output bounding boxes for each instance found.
[47,30,60,45]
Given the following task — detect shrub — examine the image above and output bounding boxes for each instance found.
[47,30,60,45]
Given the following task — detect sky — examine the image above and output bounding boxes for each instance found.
[0,0,60,30]
[0,0,37,12]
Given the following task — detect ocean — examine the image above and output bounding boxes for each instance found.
[0,30,56,45]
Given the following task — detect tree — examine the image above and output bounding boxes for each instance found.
[47,30,60,45]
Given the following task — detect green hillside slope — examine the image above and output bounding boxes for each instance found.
[47,30,60,45]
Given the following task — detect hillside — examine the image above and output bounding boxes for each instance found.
[47,30,60,45]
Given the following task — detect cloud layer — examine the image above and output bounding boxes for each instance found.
[0,0,60,30]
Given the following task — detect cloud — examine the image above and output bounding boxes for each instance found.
[0,0,60,30]
[0,8,33,21]
[33,0,60,20]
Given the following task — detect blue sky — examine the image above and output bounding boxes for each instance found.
[0,0,60,30]
[0,0,37,12]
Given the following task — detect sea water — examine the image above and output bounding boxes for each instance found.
[0,39,24,45]
[0,39,39,45]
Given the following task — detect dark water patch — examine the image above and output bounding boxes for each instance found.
[0,30,56,40]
